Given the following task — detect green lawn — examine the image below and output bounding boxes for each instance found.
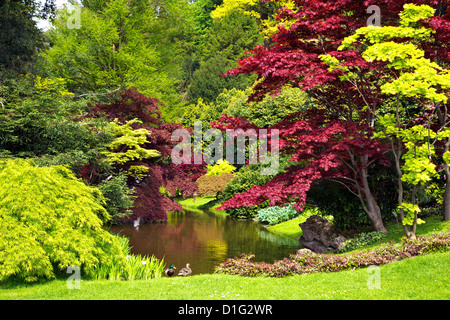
[266,215,304,239]
[1,250,449,300]
[175,196,227,215]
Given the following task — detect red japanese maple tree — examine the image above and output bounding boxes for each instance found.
[86,88,206,223]
[212,109,389,232]
[218,0,449,232]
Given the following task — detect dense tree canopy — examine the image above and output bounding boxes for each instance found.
[219,0,450,236]
[0,0,55,72]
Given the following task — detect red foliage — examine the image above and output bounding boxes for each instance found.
[218,0,449,231]
[86,88,206,223]
[227,0,448,114]
[87,88,182,157]
[212,110,389,211]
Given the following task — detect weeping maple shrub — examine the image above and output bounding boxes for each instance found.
[0,158,125,282]
[85,88,206,223]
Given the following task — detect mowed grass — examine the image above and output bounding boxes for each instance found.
[1,250,449,300]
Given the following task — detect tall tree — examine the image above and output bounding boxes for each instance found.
[219,0,449,232]
[187,9,263,103]
[40,0,195,121]
[0,0,55,72]
[324,3,450,237]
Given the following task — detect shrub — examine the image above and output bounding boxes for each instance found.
[338,231,387,253]
[87,235,165,280]
[226,205,262,219]
[97,173,136,222]
[215,233,450,277]
[206,159,236,176]
[0,158,125,282]
[220,164,270,201]
[218,156,292,218]
[196,173,235,197]
[257,203,300,225]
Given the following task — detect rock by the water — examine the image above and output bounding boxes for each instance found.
[298,215,347,253]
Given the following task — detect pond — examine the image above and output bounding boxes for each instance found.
[110,209,302,275]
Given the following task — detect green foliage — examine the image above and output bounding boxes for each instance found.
[97,173,136,222]
[187,54,253,104]
[0,74,110,161]
[215,86,313,127]
[206,159,236,176]
[339,231,387,253]
[0,158,125,282]
[0,0,48,72]
[398,202,425,226]
[127,165,150,180]
[186,9,262,103]
[102,119,160,165]
[192,0,223,35]
[210,0,297,37]
[87,235,165,280]
[33,149,112,179]
[219,158,292,219]
[201,9,263,62]
[256,203,301,225]
[181,86,312,129]
[226,205,262,219]
[40,0,194,116]
[399,3,436,27]
[220,156,291,202]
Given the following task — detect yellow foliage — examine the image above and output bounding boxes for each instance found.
[34,76,74,97]
[211,0,297,37]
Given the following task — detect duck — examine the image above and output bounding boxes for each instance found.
[178,263,192,276]
[165,264,176,277]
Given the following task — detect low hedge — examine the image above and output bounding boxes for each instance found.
[256,203,300,225]
[214,233,450,277]
[338,231,387,253]
[196,173,235,197]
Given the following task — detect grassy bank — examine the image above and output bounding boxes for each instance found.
[1,250,449,300]
[175,196,227,215]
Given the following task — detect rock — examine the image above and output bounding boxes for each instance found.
[296,248,314,255]
[298,215,347,253]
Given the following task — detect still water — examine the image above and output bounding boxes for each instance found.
[110,209,302,275]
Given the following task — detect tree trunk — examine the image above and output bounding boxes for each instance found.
[365,192,388,233]
[443,139,450,221]
[361,164,388,233]
[443,171,450,221]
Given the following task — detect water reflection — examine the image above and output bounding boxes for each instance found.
[110,209,301,275]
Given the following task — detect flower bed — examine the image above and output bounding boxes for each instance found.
[214,233,450,277]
